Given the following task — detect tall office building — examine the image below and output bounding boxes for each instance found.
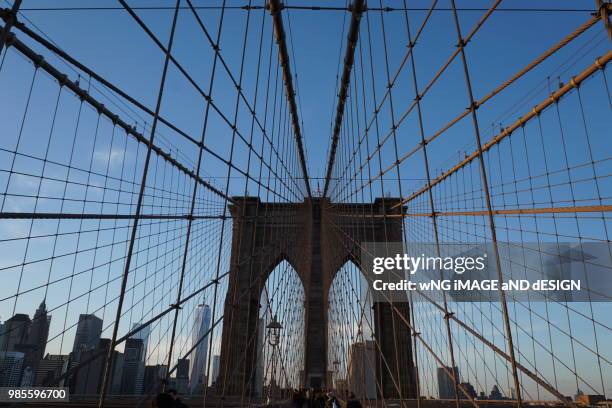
[35,354,69,386]
[348,340,377,399]
[1,314,32,385]
[189,304,211,393]
[121,338,145,395]
[176,358,190,394]
[211,355,220,386]
[72,314,103,360]
[72,340,107,395]
[29,300,51,360]
[110,352,124,396]
[437,366,460,399]
[20,300,51,386]
[1,314,30,351]
[130,322,150,362]
[0,351,25,386]
[143,364,167,395]
[72,338,122,395]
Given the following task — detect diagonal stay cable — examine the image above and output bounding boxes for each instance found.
[268,0,312,198]
[323,0,366,197]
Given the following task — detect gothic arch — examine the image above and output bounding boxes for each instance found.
[218,196,416,395]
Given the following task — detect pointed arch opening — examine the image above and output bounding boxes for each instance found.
[255,259,305,399]
[327,259,378,399]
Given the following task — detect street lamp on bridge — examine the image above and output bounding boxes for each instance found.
[332,359,341,390]
[266,314,283,346]
[266,314,283,401]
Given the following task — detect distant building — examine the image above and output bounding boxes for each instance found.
[460,382,477,399]
[576,394,606,406]
[121,338,145,395]
[508,387,517,400]
[71,338,123,396]
[437,366,459,399]
[489,385,503,400]
[211,355,220,385]
[72,338,114,395]
[1,314,31,351]
[143,364,167,395]
[21,365,35,386]
[0,351,24,386]
[72,314,103,360]
[35,354,70,386]
[177,358,190,379]
[348,340,377,399]
[16,300,51,386]
[14,342,37,385]
[110,352,124,396]
[176,358,190,394]
[28,300,51,372]
[130,322,150,363]
[0,302,51,386]
[189,304,211,393]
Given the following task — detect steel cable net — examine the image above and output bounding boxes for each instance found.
[0,0,308,406]
[0,0,610,407]
[325,0,611,406]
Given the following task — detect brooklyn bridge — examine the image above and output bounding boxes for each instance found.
[0,0,610,407]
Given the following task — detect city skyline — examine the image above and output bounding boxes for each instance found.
[0,299,218,397]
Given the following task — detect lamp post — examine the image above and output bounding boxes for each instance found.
[332,358,340,390]
[266,314,282,401]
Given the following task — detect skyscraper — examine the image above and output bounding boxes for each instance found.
[143,364,167,395]
[211,355,220,386]
[1,314,31,351]
[121,338,145,395]
[72,338,122,395]
[29,300,51,360]
[110,352,124,396]
[176,358,190,394]
[1,313,32,385]
[348,340,377,400]
[72,314,103,360]
[0,351,24,386]
[189,304,211,393]
[130,322,150,363]
[21,300,51,386]
[437,366,460,400]
[72,339,108,395]
[35,354,69,386]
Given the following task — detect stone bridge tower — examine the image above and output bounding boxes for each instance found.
[217,197,416,399]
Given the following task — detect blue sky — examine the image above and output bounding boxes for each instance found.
[0,0,611,399]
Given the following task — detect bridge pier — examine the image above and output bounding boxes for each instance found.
[217,197,417,396]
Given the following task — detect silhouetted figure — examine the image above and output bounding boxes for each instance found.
[326,391,339,408]
[292,388,306,407]
[346,392,363,408]
[167,389,189,408]
[156,393,175,408]
[316,390,326,408]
